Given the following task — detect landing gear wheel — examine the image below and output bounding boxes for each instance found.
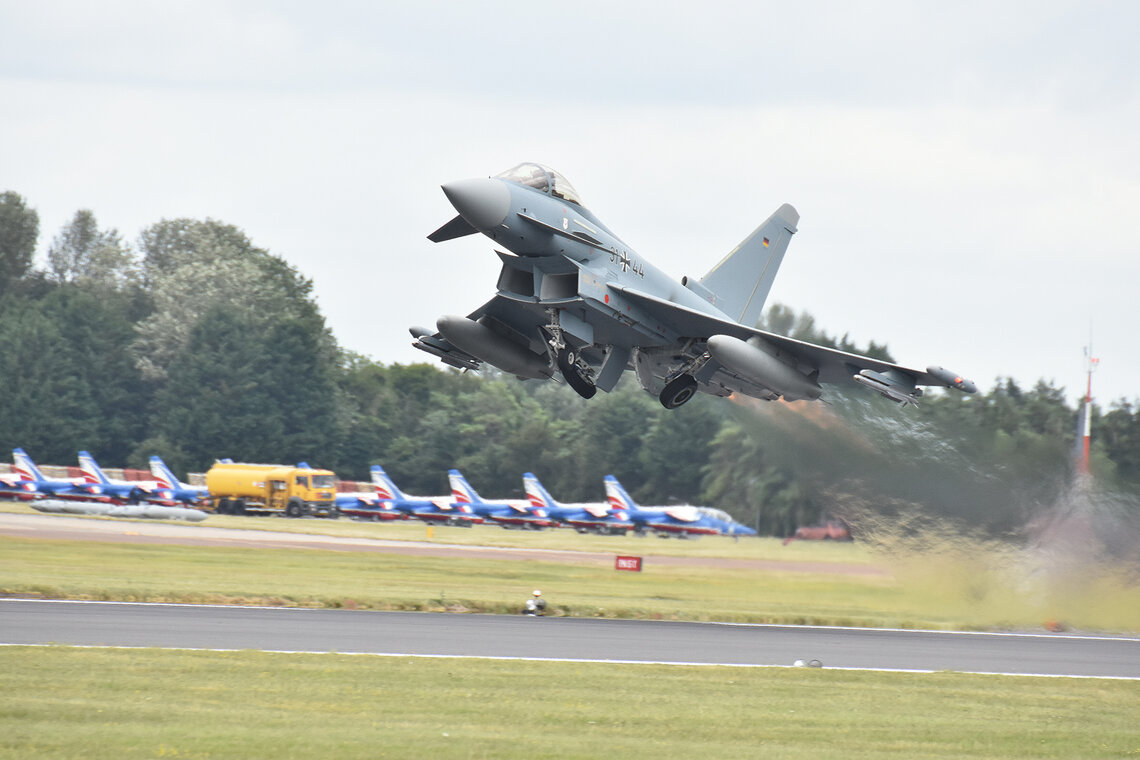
[659,373,698,409]
[558,347,597,399]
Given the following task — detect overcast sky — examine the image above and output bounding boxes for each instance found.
[3,1,1137,403]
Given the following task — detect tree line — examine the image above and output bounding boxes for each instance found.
[2,190,1138,538]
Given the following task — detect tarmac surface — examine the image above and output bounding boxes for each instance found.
[4,511,1138,679]
[3,599,1138,678]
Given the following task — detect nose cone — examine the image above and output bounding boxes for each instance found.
[441,178,511,230]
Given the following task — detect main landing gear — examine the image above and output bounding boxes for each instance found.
[659,374,698,409]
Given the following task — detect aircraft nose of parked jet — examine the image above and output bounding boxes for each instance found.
[441,178,511,230]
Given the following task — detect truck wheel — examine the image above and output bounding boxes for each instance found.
[232,499,246,516]
[328,507,340,520]
[286,498,305,518]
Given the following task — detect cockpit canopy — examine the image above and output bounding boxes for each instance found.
[495,163,582,206]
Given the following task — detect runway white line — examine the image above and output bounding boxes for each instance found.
[3,642,1137,681]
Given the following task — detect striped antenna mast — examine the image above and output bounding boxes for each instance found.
[1078,340,1099,476]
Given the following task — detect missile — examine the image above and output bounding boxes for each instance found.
[853,369,922,406]
[436,315,552,380]
[926,365,977,394]
[706,334,822,401]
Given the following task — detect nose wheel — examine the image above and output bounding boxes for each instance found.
[558,347,597,399]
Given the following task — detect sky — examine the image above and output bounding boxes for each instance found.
[2,1,1138,404]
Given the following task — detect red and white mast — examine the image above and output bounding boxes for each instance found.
[1077,343,1099,476]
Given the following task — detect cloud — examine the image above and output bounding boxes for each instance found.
[2,1,1137,402]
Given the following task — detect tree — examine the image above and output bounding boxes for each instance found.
[1099,400,1140,487]
[46,210,138,288]
[636,396,720,505]
[137,217,263,282]
[152,306,282,468]
[132,218,336,383]
[0,191,39,293]
[0,297,100,460]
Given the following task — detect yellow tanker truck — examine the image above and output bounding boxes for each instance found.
[205,462,339,518]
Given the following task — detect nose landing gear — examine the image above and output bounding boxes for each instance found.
[557,347,597,399]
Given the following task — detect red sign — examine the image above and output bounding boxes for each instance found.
[615,555,642,572]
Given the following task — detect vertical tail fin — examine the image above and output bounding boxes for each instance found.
[695,203,799,327]
[12,448,45,481]
[603,475,639,511]
[523,472,559,509]
[148,456,182,489]
[448,469,483,504]
[370,465,406,501]
[78,451,111,485]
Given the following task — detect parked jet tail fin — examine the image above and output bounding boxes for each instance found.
[149,456,182,490]
[370,465,407,501]
[78,451,111,485]
[448,469,484,504]
[523,472,559,509]
[12,448,46,482]
[696,203,799,327]
[603,475,639,511]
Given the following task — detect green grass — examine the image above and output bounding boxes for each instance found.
[4,532,1140,631]
[1,647,1136,759]
[0,535,900,625]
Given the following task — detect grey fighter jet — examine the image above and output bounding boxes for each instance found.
[412,163,976,408]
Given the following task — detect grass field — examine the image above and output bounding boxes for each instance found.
[2,646,1137,759]
[3,526,1139,631]
[3,507,1139,759]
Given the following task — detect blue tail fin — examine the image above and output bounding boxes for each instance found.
[448,469,484,504]
[522,472,558,509]
[78,451,112,485]
[12,448,46,481]
[603,475,639,511]
[148,456,183,489]
[371,465,407,501]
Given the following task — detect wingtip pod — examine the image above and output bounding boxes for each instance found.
[926,365,978,394]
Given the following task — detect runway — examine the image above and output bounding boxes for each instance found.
[3,599,1137,679]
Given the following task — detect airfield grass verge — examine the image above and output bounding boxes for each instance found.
[2,646,1137,760]
[4,534,1140,631]
[0,536,899,625]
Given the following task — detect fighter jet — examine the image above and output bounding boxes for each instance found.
[522,471,633,535]
[604,475,756,538]
[447,469,556,530]
[412,163,976,409]
[333,468,405,521]
[371,465,481,526]
[78,451,163,504]
[148,456,210,506]
[11,448,106,503]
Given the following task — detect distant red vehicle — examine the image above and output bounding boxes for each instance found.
[782,520,851,545]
